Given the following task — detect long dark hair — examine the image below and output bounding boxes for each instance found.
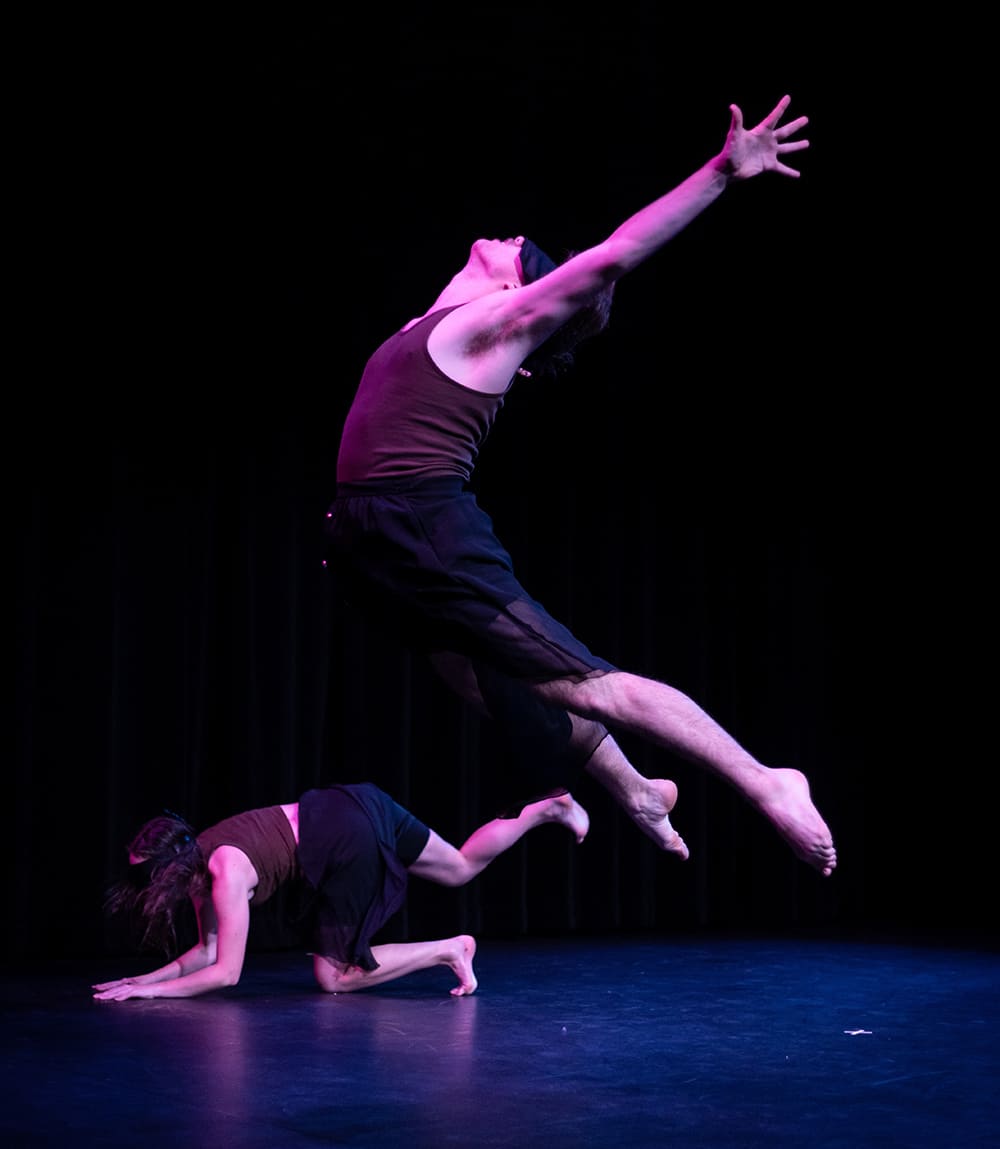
[103,811,208,955]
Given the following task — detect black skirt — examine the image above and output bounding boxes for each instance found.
[297,783,431,971]
[324,477,615,682]
[322,477,614,807]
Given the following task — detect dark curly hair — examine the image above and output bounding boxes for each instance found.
[103,811,208,955]
[520,251,616,381]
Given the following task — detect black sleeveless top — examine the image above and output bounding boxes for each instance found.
[336,306,511,483]
[196,806,300,904]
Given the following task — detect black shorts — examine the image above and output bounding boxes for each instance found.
[297,783,431,971]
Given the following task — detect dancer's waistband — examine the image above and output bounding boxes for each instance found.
[335,475,469,497]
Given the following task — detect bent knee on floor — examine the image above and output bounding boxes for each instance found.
[313,956,364,993]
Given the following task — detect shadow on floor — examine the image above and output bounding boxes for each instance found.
[3,929,998,1148]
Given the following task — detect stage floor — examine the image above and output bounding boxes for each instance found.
[3,929,998,1148]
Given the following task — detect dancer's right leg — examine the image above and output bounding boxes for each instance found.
[536,670,836,876]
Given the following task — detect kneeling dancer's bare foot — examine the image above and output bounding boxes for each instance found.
[447,935,478,997]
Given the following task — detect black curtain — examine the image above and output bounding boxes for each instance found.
[13,11,984,964]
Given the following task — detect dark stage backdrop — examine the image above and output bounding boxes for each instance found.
[13,12,985,964]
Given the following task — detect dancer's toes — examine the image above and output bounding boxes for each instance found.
[789,837,837,876]
[812,841,837,877]
[664,827,690,861]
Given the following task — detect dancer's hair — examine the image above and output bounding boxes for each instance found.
[103,811,207,955]
[521,249,615,380]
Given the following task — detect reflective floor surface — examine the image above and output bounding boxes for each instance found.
[3,929,998,1148]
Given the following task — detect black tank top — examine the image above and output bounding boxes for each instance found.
[336,306,511,483]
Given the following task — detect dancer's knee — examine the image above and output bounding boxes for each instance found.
[313,955,364,993]
[407,832,475,886]
[533,672,612,718]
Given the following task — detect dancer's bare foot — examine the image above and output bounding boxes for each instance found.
[446,935,478,997]
[755,767,837,876]
[628,779,689,860]
[545,793,591,843]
